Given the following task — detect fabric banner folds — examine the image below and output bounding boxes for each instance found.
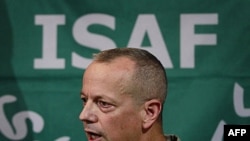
[0,0,250,140]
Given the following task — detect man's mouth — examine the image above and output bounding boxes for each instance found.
[85,129,102,141]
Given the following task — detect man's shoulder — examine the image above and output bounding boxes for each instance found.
[165,134,181,141]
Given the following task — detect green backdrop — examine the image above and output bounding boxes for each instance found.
[1,0,250,140]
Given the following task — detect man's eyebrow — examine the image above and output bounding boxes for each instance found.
[80,92,85,96]
[80,92,116,103]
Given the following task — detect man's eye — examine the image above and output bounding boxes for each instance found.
[97,100,111,108]
[81,97,87,106]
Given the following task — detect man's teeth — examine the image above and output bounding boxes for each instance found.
[90,133,101,139]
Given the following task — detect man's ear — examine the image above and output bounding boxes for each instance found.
[141,99,162,130]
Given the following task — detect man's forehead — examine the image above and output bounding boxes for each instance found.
[82,57,135,96]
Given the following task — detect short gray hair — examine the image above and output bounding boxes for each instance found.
[93,47,167,104]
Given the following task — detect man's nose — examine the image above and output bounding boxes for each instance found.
[79,101,98,123]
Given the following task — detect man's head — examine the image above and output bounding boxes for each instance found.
[79,48,168,141]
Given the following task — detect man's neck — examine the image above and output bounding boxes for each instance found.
[140,123,167,141]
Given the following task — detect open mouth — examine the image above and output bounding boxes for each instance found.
[85,130,102,141]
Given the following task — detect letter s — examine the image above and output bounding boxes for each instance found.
[72,14,116,69]
[0,95,44,140]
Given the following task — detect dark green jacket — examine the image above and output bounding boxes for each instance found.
[165,134,181,141]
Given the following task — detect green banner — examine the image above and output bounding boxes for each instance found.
[1,0,250,140]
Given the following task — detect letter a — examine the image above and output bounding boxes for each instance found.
[228,129,235,136]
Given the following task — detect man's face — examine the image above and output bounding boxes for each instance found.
[79,58,143,141]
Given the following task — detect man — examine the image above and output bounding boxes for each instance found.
[79,48,180,141]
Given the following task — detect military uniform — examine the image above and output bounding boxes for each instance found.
[165,134,181,141]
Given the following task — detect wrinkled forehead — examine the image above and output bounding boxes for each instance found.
[81,58,136,101]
